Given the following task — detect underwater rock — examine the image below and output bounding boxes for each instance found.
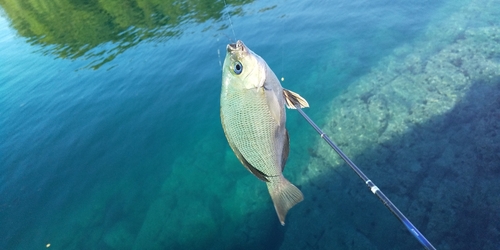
[133,135,284,249]
[103,221,135,249]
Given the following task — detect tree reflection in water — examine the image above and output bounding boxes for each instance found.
[0,0,252,69]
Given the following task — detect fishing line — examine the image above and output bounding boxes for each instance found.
[222,0,237,41]
[292,104,437,250]
[278,0,286,83]
[217,45,222,69]
[219,0,237,71]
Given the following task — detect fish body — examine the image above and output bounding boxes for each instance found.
[220,40,309,225]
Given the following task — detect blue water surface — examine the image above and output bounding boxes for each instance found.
[1,0,499,249]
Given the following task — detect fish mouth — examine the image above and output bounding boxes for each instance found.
[227,40,246,53]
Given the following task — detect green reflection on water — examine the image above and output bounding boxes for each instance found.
[0,0,252,69]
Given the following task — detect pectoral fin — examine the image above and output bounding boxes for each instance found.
[283,89,309,109]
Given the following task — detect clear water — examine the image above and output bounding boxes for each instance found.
[1,0,499,249]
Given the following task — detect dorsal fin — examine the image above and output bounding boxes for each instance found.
[281,129,290,171]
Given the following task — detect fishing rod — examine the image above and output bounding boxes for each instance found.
[293,105,436,250]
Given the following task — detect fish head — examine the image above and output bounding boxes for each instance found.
[222,40,267,90]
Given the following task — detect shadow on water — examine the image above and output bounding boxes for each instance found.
[0,0,253,69]
[295,79,500,249]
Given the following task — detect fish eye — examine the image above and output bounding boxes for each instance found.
[233,61,243,75]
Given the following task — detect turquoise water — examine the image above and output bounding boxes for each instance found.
[1,0,500,249]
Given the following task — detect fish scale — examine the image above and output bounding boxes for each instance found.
[222,88,282,176]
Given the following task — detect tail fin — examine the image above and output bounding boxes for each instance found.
[283,89,309,109]
[266,176,304,225]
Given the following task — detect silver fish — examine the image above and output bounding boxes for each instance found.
[220,40,309,225]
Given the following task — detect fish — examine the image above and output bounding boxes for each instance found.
[220,40,309,225]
